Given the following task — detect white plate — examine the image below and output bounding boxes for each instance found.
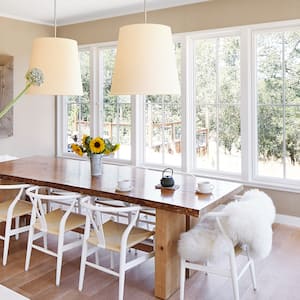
[115,186,133,192]
[195,189,213,195]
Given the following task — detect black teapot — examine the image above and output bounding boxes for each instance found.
[160,168,175,187]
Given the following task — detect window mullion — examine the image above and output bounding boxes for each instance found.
[282,33,287,179]
[216,38,220,171]
[132,95,144,166]
[240,28,252,182]
[181,36,192,173]
[97,48,104,137]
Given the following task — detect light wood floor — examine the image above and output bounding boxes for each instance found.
[0,223,299,300]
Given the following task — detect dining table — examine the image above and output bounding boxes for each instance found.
[0,156,243,299]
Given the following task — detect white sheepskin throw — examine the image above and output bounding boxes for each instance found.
[178,189,276,263]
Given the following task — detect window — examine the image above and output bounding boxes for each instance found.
[66,50,91,151]
[255,29,300,181]
[59,45,132,161]
[144,42,182,167]
[194,35,241,173]
[57,20,300,191]
[101,48,131,160]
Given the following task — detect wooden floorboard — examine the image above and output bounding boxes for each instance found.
[0,223,299,299]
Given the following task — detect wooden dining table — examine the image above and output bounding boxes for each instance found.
[0,156,243,299]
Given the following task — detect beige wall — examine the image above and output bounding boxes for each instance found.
[58,0,300,44]
[0,17,55,157]
[243,187,300,218]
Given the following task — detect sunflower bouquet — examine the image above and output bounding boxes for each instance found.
[71,135,120,157]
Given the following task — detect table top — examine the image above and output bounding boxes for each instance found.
[0,156,243,217]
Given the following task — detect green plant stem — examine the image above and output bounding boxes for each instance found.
[0,82,32,120]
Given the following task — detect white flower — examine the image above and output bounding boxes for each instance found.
[25,68,44,86]
[0,68,45,120]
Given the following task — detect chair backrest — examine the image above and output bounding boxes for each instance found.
[80,197,141,248]
[218,189,275,259]
[178,189,275,262]
[0,183,31,214]
[26,186,82,233]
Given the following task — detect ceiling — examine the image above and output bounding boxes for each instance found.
[0,0,208,26]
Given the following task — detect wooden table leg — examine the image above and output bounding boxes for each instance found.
[155,209,186,299]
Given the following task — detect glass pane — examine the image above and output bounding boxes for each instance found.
[195,39,216,170]
[219,36,240,104]
[164,94,182,166]
[196,105,217,170]
[285,106,300,179]
[144,42,182,166]
[195,36,240,173]
[219,105,241,172]
[285,31,300,105]
[102,48,131,160]
[257,105,283,177]
[195,39,216,105]
[66,50,90,152]
[145,96,163,165]
[256,32,283,105]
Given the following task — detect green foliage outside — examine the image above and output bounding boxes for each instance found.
[257,31,300,166]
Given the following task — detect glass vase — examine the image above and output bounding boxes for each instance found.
[90,154,103,176]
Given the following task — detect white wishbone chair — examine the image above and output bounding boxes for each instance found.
[0,183,32,265]
[79,197,155,300]
[179,211,257,300]
[25,186,86,286]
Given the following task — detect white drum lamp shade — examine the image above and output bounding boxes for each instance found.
[28,37,83,95]
[111,23,180,95]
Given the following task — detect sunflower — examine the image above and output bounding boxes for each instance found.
[81,134,88,146]
[90,137,105,154]
[71,144,83,156]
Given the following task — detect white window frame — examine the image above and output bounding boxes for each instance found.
[250,20,300,191]
[57,42,134,164]
[187,28,243,179]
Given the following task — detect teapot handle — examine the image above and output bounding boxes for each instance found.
[162,168,173,177]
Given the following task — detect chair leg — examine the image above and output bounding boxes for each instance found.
[78,241,88,291]
[229,251,240,300]
[110,251,115,269]
[118,248,127,300]
[43,232,48,249]
[180,258,186,300]
[15,217,20,240]
[25,227,34,271]
[3,218,12,266]
[95,249,100,265]
[56,234,64,286]
[249,259,257,291]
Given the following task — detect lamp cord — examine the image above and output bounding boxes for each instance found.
[144,0,147,23]
[54,0,57,37]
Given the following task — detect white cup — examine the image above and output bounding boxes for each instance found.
[197,181,214,193]
[117,180,131,190]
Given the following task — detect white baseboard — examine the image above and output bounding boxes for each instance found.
[275,214,300,228]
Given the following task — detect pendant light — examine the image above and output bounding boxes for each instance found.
[110,0,180,96]
[28,0,83,95]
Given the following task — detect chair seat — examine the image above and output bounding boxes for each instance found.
[88,220,154,252]
[0,200,32,221]
[34,209,85,235]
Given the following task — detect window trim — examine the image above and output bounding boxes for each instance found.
[251,23,300,189]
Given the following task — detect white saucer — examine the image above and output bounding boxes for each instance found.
[195,189,213,195]
[115,186,133,192]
